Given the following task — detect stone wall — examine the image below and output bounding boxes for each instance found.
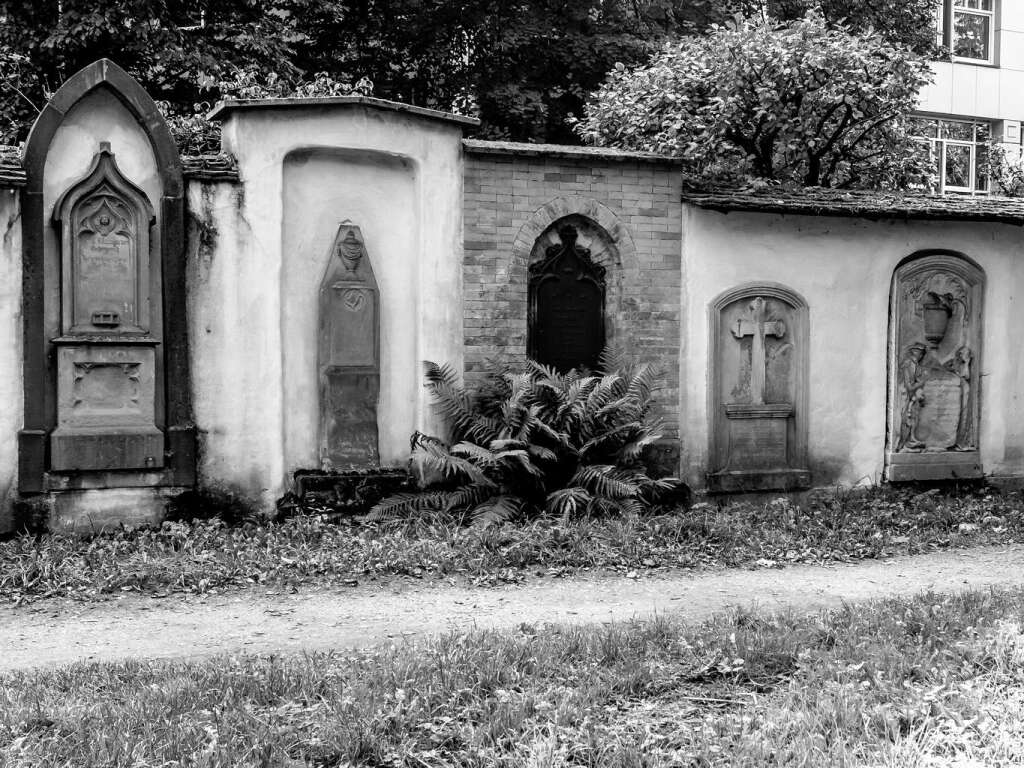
[680,205,1024,490]
[462,141,684,443]
[0,189,22,531]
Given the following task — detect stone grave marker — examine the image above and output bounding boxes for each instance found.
[887,252,983,481]
[319,223,380,468]
[709,286,809,491]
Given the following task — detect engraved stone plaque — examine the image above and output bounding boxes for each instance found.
[55,143,152,335]
[709,288,809,492]
[886,253,984,481]
[319,223,380,468]
[529,224,606,373]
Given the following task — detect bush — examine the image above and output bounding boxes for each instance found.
[366,350,685,525]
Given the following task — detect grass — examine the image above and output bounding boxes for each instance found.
[1,486,1022,604]
[1,586,1023,766]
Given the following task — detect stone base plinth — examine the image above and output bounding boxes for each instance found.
[707,467,810,493]
[24,487,188,534]
[885,451,983,482]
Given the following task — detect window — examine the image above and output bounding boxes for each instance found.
[910,117,991,194]
[946,0,996,64]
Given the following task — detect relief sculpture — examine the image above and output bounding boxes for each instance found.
[709,286,809,492]
[887,253,983,481]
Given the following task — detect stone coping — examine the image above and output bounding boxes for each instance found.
[463,138,684,164]
[208,95,479,128]
[181,154,240,182]
[682,187,1024,225]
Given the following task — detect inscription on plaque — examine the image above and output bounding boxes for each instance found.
[319,223,380,468]
[887,254,984,480]
[529,224,606,373]
[709,288,809,492]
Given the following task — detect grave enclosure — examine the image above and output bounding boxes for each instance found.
[1,60,1024,531]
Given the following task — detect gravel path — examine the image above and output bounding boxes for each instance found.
[2,544,1023,672]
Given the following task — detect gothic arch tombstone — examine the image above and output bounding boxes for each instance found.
[886,251,984,481]
[19,59,194,493]
[708,284,810,492]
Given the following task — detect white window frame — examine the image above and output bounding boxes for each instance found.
[912,116,992,195]
[947,0,996,65]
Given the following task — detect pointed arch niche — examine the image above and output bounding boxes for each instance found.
[708,283,810,492]
[19,59,194,493]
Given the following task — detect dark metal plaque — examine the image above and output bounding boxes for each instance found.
[528,224,606,373]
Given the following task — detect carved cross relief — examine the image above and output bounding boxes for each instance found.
[731,297,786,405]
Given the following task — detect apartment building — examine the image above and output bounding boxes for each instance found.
[915,0,1024,193]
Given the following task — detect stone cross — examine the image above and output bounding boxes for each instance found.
[731,296,786,404]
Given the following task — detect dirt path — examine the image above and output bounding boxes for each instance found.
[2,544,1023,672]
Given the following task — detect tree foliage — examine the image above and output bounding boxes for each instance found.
[366,352,684,526]
[575,12,934,189]
[1,0,942,147]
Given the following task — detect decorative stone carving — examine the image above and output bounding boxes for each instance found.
[55,142,153,334]
[49,143,163,472]
[528,223,606,373]
[709,285,809,492]
[319,222,380,468]
[886,253,983,481]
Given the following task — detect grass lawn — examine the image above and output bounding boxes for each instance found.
[1,486,1022,604]
[1,586,1022,766]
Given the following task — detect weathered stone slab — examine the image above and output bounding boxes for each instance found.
[319,223,380,468]
[709,287,809,492]
[49,143,163,472]
[886,253,984,480]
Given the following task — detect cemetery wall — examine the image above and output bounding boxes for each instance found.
[188,100,471,509]
[462,141,684,449]
[680,206,1024,489]
[0,190,22,528]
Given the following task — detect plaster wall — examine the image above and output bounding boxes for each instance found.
[0,191,23,531]
[680,206,1024,490]
[194,104,465,509]
[281,149,417,477]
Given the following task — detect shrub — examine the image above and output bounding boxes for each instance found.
[366,350,684,525]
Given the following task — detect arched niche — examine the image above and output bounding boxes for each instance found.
[19,59,194,492]
[708,283,810,492]
[885,251,984,481]
[527,217,612,372]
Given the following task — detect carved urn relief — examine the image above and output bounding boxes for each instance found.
[886,252,984,481]
[709,285,810,492]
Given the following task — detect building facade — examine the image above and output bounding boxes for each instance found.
[916,0,1024,193]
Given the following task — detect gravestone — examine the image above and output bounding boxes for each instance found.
[709,287,809,491]
[319,223,380,468]
[528,224,606,373]
[49,143,163,471]
[886,253,984,481]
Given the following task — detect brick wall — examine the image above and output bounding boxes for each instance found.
[462,141,683,442]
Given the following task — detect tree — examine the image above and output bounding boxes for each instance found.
[575,12,934,189]
[0,0,306,144]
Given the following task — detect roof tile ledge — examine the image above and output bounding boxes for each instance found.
[463,138,683,164]
[681,186,1024,225]
[0,145,26,188]
[181,153,240,182]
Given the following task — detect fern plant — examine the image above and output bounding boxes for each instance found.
[365,349,684,526]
